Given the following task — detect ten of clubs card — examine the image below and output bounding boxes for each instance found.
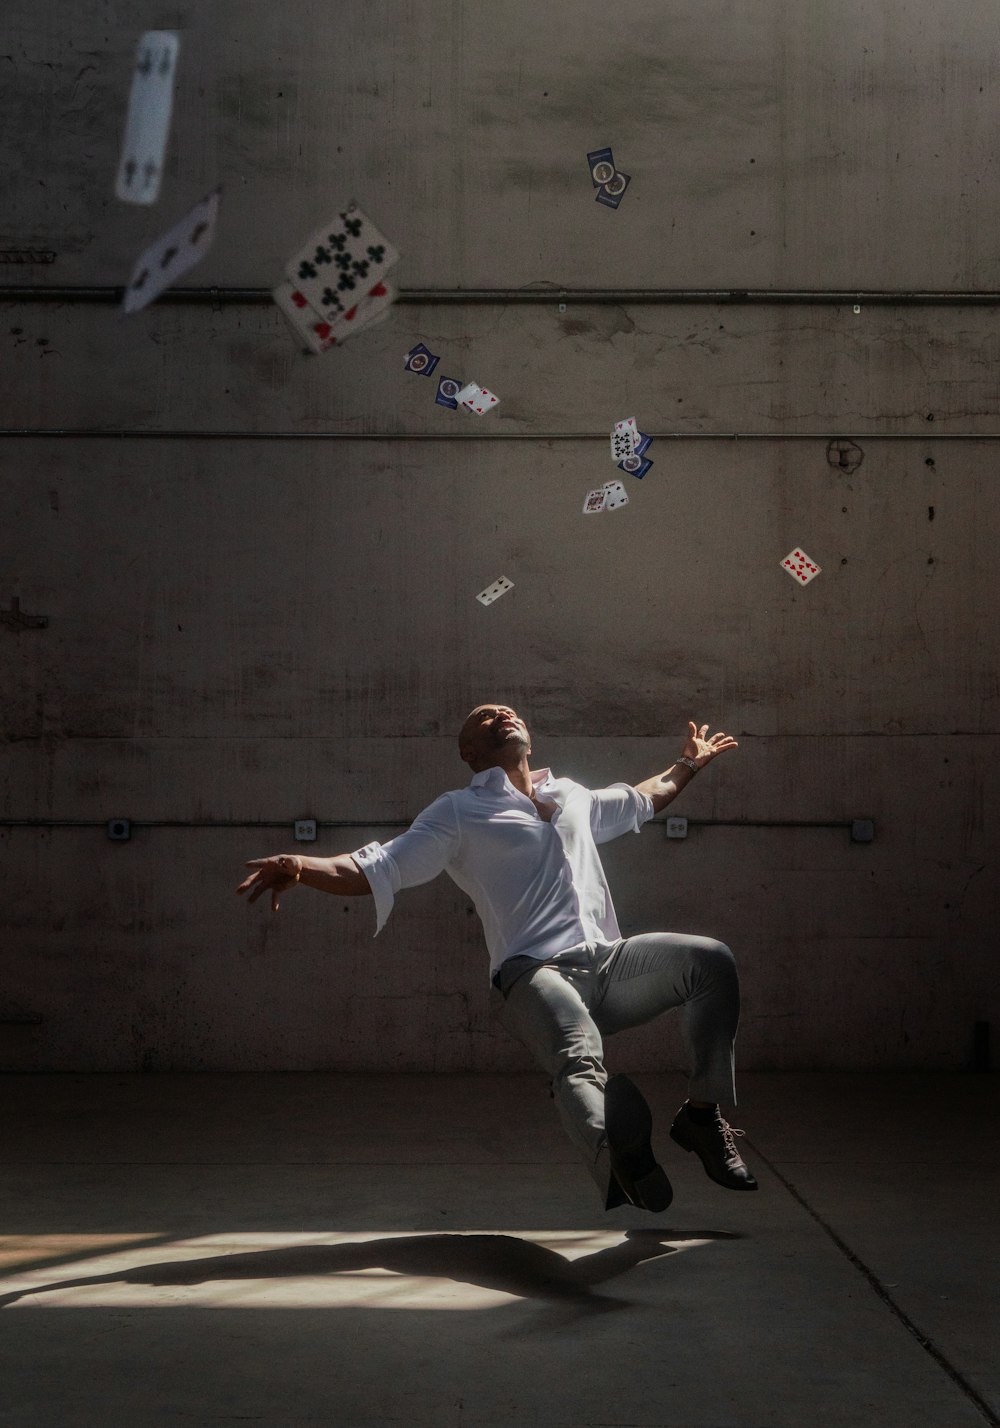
[285,202,400,323]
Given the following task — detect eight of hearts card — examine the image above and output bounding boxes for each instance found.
[122,188,221,313]
[285,203,400,324]
[115,31,180,205]
[780,548,821,585]
[476,576,514,606]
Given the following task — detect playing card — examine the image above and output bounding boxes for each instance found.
[435,376,463,409]
[603,480,629,510]
[458,383,500,415]
[285,202,400,321]
[122,187,221,314]
[614,417,638,441]
[476,575,514,607]
[273,281,338,353]
[587,147,616,187]
[583,488,608,514]
[596,171,631,210]
[115,31,179,204]
[617,454,653,479]
[405,342,439,376]
[780,548,822,585]
[327,279,396,343]
[633,431,653,457]
[610,431,635,462]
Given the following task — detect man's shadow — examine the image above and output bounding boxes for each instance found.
[0,1228,740,1319]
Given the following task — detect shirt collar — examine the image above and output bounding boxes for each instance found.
[469,766,554,794]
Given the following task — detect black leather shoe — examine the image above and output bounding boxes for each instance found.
[669,1103,758,1190]
[605,1074,673,1212]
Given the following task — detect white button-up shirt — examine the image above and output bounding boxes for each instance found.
[351,767,654,977]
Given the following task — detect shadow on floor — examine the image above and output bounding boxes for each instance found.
[0,1227,741,1314]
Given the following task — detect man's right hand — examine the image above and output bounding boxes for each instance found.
[236,855,303,913]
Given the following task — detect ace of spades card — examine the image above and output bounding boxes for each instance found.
[122,187,221,314]
[285,202,400,323]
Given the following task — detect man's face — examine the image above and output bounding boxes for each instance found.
[458,703,531,768]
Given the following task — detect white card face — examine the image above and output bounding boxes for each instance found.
[611,418,639,461]
[115,32,180,205]
[780,547,821,585]
[122,188,221,313]
[327,279,397,343]
[476,575,514,606]
[583,487,608,514]
[460,384,499,415]
[603,479,629,510]
[285,202,400,322]
[273,280,338,353]
[610,430,635,462]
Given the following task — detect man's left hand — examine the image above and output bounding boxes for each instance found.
[682,721,739,768]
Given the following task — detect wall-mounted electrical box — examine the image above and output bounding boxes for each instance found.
[294,819,318,842]
[666,817,688,839]
[106,818,131,841]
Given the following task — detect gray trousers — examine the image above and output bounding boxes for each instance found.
[496,934,741,1202]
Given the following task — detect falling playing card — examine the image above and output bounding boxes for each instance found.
[273,281,337,353]
[633,431,653,457]
[476,575,514,607]
[327,280,396,343]
[583,488,608,514]
[618,454,653,479]
[596,171,631,210]
[587,147,616,188]
[611,431,636,462]
[115,31,179,204]
[122,187,221,314]
[458,383,500,415]
[780,548,822,585]
[286,202,400,322]
[435,376,463,409]
[603,480,629,511]
[405,342,439,376]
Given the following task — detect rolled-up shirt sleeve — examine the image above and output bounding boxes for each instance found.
[589,782,655,844]
[351,794,460,935]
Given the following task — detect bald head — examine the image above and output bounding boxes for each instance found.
[458,703,532,771]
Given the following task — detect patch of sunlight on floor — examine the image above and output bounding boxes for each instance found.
[0,1229,722,1311]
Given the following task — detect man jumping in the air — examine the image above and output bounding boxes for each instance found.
[237,705,757,1212]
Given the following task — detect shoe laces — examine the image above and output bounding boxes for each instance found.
[718,1117,746,1166]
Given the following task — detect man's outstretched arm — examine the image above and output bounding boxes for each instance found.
[236,853,371,913]
[635,721,739,816]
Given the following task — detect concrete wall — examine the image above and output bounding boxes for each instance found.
[1,0,996,1071]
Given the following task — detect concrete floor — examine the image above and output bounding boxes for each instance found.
[0,1071,997,1428]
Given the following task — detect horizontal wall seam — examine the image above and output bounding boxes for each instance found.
[0,430,995,441]
[6,285,1000,306]
[0,818,860,830]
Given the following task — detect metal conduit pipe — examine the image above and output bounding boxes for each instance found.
[4,285,1000,306]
